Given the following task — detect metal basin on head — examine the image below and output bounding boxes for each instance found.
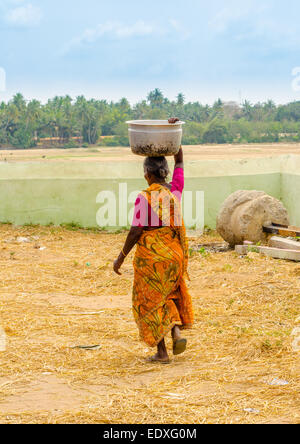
[126,120,185,157]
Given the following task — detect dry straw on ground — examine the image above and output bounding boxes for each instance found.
[0,224,299,424]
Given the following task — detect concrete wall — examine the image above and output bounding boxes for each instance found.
[0,155,298,229]
[281,155,300,226]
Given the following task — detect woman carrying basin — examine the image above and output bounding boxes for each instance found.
[113,118,194,364]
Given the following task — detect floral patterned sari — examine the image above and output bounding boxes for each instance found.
[132,183,194,347]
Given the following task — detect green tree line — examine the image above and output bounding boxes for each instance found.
[1,89,300,148]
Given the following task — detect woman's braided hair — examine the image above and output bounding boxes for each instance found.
[144,156,169,180]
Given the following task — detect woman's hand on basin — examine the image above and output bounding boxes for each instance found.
[168,117,180,124]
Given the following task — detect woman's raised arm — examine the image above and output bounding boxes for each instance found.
[168,118,183,169]
[174,146,183,169]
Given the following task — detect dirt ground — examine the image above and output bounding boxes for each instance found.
[0,224,299,424]
[1,142,300,163]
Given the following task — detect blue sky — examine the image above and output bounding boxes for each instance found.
[1,0,300,104]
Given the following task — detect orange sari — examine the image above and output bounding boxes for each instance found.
[132,183,194,347]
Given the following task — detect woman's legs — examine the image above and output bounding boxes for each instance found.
[148,326,187,362]
[157,338,169,359]
[148,338,170,362]
[157,325,183,359]
[172,325,182,341]
[172,325,187,356]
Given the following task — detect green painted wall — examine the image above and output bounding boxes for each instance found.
[281,174,300,226]
[0,155,298,229]
[280,155,300,227]
[184,174,280,229]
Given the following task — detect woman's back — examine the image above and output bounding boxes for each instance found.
[133,166,184,229]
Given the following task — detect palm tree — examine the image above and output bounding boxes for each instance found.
[12,93,26,112]
[147,89,164,108]
[26,99,41,129]
[133,100,148,119]
[242,100,253,120]
[177,93,185,106]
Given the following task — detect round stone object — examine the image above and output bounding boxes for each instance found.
[216,190,290,246]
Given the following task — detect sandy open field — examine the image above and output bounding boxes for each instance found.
[0,224,299,424]
[1,143,300,163]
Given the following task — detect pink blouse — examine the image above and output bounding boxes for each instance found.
[132,167,184,228]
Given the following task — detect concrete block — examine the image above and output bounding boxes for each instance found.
[259,246,300,261]
[235,244,300,261]
[269,236,300,251]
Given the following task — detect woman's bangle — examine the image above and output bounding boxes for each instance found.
[121,248,127,258]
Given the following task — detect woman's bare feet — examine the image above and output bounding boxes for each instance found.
[147,338,170,363]
[147,353,170,364]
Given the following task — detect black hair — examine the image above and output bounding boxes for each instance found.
[144,156,170,180]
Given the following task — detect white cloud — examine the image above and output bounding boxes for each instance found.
[5,2,42,27]
[62,20,155,54]
[208,3,261,34]
[207,1,300,50]
[61,19,190,55]
[169,19,191,40]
